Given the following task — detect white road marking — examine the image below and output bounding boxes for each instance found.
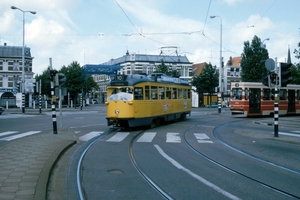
[291,131,300,134]
[0,131,41,141]
[166,132,181,143]
[194,133,213,143]
[277,132,300,138]
[154,145,240,200]
[0,131,18,137]
[79,131,104,141]
[107,132,130,142]
[137,132,156,142]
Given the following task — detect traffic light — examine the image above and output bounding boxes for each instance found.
[270,73,277,84]
[16,81,21,92]
[54,73,66,86]
[262,75,270,87]
[279,62,292,87]
[49,70,58,81]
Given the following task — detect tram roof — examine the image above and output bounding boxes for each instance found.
[82,64,123,75]
[108,73,190,86]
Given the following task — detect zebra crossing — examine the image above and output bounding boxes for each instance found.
[75,131,214,143]
[0,131,41,141]
[0,114,38,119]
[1,130,299,143]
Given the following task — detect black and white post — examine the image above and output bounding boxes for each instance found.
[49,58,58,134]
[274,86,279,137]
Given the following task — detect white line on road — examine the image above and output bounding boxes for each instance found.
[79,131,104,141]
[0,131,18,137]
[166,132,181,143]
[137,132,156,142]
[0,131,41,141]
[107,132,130,142]
[154,144,240,200]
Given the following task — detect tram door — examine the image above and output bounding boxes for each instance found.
[288,90,295,113]
[249,88,261,114]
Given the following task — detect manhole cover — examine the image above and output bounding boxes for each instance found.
[108,169,124,174]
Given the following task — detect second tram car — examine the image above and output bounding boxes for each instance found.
[106,73,191,128]
[230,82,300,117]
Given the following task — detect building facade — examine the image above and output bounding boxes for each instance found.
[91,51,194,103]
[0,43,34,107]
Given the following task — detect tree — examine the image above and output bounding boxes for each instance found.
[292,42,300,84]
[240,35,269,82]
[191,63,218,104]
[60,61,99,104]
[35,67,51,96]
[35,61,99,104]
[155,60,180,77]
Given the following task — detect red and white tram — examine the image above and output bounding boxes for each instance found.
[230,82,300,117]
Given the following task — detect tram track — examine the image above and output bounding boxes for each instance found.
[183,120,300,199]
[76,127,173,200]
[129,131,174,200]
[76,128,118,200]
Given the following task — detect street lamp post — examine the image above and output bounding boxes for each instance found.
[261,38,270,49]
[11,6,36,113]
[210,15,222,113]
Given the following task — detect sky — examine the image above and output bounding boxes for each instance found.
[1,0,299,75]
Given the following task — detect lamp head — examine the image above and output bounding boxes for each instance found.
[210,16,216,19]
[11,6,17,9]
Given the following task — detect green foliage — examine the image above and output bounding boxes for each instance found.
[35,67,51,96]
[290,63,300,84]
[35,61,99,100]
[240,35,269,82]
[155,60,180,78]
[292,42,300,84]
[191,63,218,94]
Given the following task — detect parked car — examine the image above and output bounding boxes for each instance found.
[0,107,4,115]
[92,99,99,104]
[206,102,218,108]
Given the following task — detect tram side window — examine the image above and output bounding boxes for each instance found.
[232,88,242,100]
[134,87,143,100]
[151,86,158,100]
[159,87,165,100]
[187,89,191,99]
[280,89,287,100]
[172,88,177,99]
[145,86,150,100]
[245,88,249,100]
[183,89,187,99]
[178,88,183,99]
[263,88,271,100]
[298,90,300,100]
[166,87,171,99]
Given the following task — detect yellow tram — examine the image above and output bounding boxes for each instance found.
[106,73,191,128]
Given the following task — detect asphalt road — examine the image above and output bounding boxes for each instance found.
[1,105,299,199]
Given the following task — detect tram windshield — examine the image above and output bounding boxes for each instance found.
[107,87,133,101]
[232,88,242,100]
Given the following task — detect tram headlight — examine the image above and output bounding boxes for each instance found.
[115,109,120,115]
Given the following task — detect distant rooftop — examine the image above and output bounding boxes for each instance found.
[102,53,192,65]
[0,43,32,58]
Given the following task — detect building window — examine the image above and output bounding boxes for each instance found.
[13,61,19,71]
[8,77,14,87]
[3,61,8,71]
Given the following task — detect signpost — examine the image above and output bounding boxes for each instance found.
[264,58,278,137]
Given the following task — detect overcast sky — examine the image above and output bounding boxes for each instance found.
[1,0,299,75]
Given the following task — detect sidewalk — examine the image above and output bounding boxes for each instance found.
[0,130,76,200]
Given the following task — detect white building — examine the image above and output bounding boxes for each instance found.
[0,43,35,107]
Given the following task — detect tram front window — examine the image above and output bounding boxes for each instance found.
[232,88,242,100]
[107,87,133,101]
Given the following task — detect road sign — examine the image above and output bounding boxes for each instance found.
[265,58,275,71]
